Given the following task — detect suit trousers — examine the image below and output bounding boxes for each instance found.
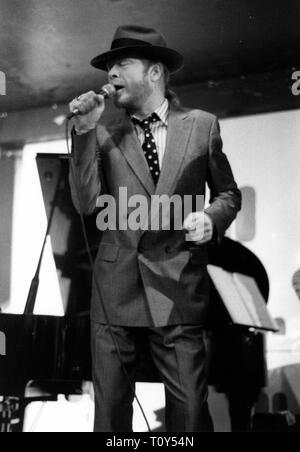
[91,322,214,432]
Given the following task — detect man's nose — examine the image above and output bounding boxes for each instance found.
[108,64,120,81]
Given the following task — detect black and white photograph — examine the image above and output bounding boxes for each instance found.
[0,0,300,435]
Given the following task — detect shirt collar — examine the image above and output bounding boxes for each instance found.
[131,98,169,126]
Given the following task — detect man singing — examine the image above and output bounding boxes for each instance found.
[69,25,241,432]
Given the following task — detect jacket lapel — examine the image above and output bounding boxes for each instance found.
[155,107,194,197]
[106,107,195,236]
[108,112,155,196]
[140,107,195,235]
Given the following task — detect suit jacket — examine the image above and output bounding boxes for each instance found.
[69,103,241,327]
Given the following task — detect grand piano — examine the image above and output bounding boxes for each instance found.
[0,154,269,432]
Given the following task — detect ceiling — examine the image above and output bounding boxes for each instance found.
[0,0,300,116]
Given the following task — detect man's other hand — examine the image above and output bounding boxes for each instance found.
[183,212,214,244]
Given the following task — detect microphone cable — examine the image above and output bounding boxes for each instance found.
[65,117,151,433]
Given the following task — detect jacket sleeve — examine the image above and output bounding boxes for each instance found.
[68,128,104,215]
[204,117,242,241]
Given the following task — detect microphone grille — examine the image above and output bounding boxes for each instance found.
[102,83,116,97]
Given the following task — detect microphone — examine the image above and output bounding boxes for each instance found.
[67,84,116,120]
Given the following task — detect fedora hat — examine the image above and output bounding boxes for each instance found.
[90,25,184,73]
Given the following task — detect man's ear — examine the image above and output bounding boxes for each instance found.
[149,63,163,82]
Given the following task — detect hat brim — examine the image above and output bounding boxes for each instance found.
[90,45,184,73]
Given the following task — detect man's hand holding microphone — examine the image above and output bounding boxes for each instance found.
[68,84,115,135]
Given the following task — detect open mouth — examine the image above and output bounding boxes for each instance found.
[114,85,125,92]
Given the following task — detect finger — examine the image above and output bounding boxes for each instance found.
[69,98,81,112]
[184,219,199,231]
[183,222,194,232]
[185,225,196,232]
[185,231,196,241]
[183,215,193,230]
[190,225,205,235]
[191,234,206,242]
[69,91,99,113]
[95,94,105,105]
[192,220,205,230]
[204,226,213,237]
[194,226,211,237]
[186,231,205,242]
[80,95,104,114]
[195,230,211,242]
[199,229,213,241]
[185,234,196,242]
[184,213,205,229]
[195,237,210,245]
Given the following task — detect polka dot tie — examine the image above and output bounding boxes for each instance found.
[132,113,160,185]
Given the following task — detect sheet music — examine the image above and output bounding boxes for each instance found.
[207,265,256,327]
[207,265,278,332]
[233,273,278,331]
